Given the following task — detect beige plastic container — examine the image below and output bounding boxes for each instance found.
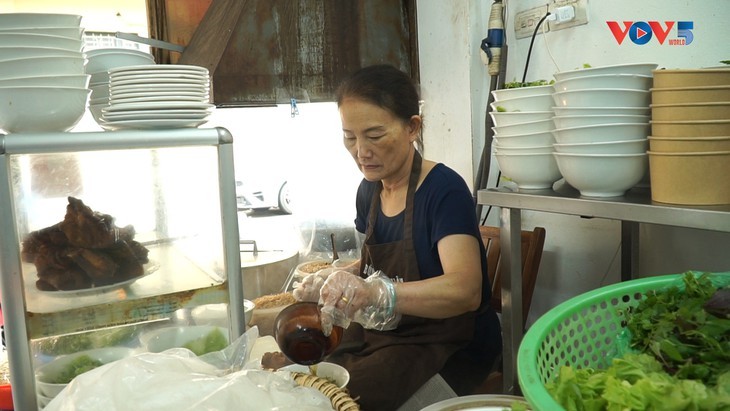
[648,150,730,205]
[648,136,730,152]
[652,68,730,88]
[650,86,730,104]
[650,102,730,121]
[650,120,730,137]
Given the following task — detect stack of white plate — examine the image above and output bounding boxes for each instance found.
[99,64,214,130]
[0,13,90,133]
[86,48,156,124]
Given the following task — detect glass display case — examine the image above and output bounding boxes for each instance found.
[0,127,244,410]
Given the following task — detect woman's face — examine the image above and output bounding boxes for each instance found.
[339,96,420,183]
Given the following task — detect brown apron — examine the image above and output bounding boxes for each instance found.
[327,151,475,411]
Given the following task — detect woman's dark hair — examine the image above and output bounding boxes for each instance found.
[336,64,423,151]
[336,64,420,124]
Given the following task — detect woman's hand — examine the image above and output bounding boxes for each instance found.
[319,270,400,335]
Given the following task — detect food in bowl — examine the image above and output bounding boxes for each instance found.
[493,131,555,148]
[141,325,230,355]
[492,84,554,101]
[492,119,554,137]
[280,362,351,388]
[552,114,650,129]
[297,260,333,275]
[490,94,554,112]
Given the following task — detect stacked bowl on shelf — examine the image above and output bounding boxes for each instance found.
[98,64,213,130]
[490,84,561,190]
[550,63,657,197]
[0,13,90,133]
[648,67,730,205]
[86,48,156,125]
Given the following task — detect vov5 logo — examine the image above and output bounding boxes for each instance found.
[607,21,694,45]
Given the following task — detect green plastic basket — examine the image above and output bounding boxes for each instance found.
[517,271,730,411]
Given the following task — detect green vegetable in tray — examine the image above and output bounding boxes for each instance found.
[34,325,140,356]
[547,272,730,410]
[52,355,103,384]
[183,328,228,356]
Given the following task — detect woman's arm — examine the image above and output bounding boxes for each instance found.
[394,233,483,319]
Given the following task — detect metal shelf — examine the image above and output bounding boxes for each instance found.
[477,181,730,395]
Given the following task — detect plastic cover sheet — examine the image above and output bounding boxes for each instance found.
[45,327,334,411]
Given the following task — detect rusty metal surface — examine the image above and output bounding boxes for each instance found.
[206,0,415,106]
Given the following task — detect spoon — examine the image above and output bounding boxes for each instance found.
[330,233,339,262]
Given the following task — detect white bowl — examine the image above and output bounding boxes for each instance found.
[494,152,562,190]
[492,84,554,101]
[0,46,83,62]
[489,111,553,127]
[492,119,553,137]
[553,152,648,197]
[0,27,85,39]
[0,74,89,88]
[35,347,134,398]
[553,74,653,92]
[0,13,82,28]
[189,300,256,328]
[553,63,659,82]
[280,362,350,388]
[0,56,86,80]
[37,392,54,408]
[553,106,650,117]
[552,114,650,129]
[552,123,650,144]
[0,86,90,133]
[140,325,230,355]
[493,131,554,148]
[494,144,554,154]
[553,89,651,108]
[553,139,648,154]
[85,49,155,75]
[0,32,83,51]
[89,72,110,85]
[491,94,554,112]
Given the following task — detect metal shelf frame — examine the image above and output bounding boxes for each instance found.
[477,182,730,395]
[0,127,245,411]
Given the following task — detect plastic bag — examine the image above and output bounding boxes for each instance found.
[45,327,335,411]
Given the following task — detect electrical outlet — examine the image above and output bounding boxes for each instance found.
[514,5,551,39]
[548,0,589,31]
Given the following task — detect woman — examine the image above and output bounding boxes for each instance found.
[295,64,501,410]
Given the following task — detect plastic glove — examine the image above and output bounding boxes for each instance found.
[292,268,329,302]
[318,270,401,336]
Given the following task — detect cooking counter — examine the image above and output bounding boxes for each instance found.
[477,181,730,395]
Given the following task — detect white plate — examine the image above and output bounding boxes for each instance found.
[109,84,209,94]
[108,64,208,75]
[420,394,532,411]
[100,118,209,130]
[102,111,211,121]
[110,76,209,87]
[37,260,159,296]
[110,72,209,81]
[109,90,208,99]
[103,101,215,112]
[109,95,209,104]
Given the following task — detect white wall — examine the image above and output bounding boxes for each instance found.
[417,0,730,325]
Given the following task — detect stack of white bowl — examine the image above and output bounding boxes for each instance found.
[98,64,213,130]
[0,13,90,133]
[86,48,156,125]
[489,84,561,189]
[550,63,657,197]
[648,68,730,205]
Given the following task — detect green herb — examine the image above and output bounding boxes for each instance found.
[503,79,554,89]
[52,355,103,384]
[721,60,730,65]
[626,272,730,386]
[496,106,507,112]
[182,328,228,356]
